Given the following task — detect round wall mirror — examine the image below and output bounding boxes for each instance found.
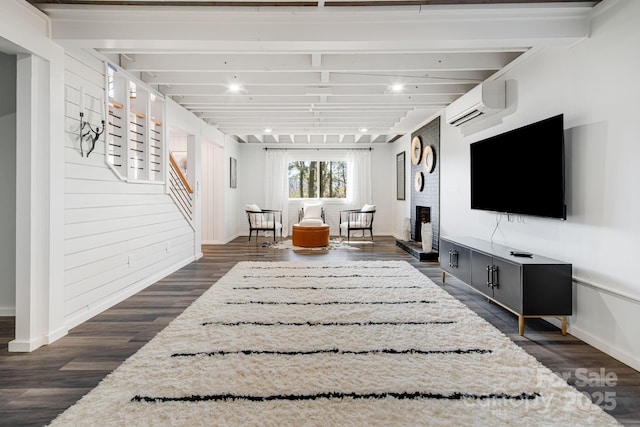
[411,136,422,165]
[422,145,436,173]
[414,171,424,192]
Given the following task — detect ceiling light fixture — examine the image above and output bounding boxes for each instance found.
[264,128,273,133]
[228,83,241,93]
[359,127,368,133]
[391,83,404,92]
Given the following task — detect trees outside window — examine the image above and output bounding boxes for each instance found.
[288,161,347,199]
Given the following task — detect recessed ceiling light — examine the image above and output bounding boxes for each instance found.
[228,83,241,93]
[391,83,404,92]
[264,128,273,133]
[359,127,368,133]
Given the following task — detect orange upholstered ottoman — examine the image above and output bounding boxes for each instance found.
[292,224,330,248]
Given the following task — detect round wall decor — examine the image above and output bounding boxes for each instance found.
[411,136,422,165]
[414,171,424,192]
[422,145,436,173]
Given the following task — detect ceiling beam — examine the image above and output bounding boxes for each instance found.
[139,70,491,86]
[178,93,457,105]
[195,110,407,118]
[311,53,322,69]
[198,118,399,126]
[118,52,520,73]
[44,4,592,52]
[160,83,472,96]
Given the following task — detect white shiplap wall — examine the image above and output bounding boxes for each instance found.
[201,139,216,243]
[63,49,195,327]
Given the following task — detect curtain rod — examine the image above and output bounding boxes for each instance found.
[263,147,372,151]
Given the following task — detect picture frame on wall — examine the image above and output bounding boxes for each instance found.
[396,151,405,200]
[171,151,188,178]
[230,157,237,189]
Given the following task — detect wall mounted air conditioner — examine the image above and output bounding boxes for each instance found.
[446,81,505,127]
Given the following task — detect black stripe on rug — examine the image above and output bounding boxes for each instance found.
[201,320,455,326]
[223,300,436,306]
[242,274,413,278]
[171,348,492,357]
[132,391,540,403]
[246,265,402,270]
[233,285,423,290]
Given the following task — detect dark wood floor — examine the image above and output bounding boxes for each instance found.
[1,236,639,426]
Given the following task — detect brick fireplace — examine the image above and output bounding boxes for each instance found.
[395,116,439,262]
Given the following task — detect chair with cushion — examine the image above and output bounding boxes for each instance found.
[297,201,326,227]
[339,204,376,242]
[292,202,330,247]
[245,203,283,242]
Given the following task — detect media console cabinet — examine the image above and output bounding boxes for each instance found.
[440,236,572,336]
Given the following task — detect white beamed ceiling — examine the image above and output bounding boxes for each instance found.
[32,1,597,145]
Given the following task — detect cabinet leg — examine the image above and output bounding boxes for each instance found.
[518,316,525,336]
[561,316,567,336]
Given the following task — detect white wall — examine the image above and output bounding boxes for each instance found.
[169,133,188,179]
[200,132,227,244]
[224,136,241,242]
[201,138,221,244]
[62,49,208,328]
[440,0,640,370]
[391,134,412,240]
[1,0,67,351]
[0,53,17,315]
[370,144,394,236]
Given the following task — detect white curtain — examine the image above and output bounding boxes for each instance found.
[264,149,289,237]
[346,149,372,209]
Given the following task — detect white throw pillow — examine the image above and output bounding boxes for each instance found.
[303,202,323,219]
[245,203,263,225]
[361,204,376,212]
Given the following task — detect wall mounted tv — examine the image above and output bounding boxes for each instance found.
[470,114,566,220]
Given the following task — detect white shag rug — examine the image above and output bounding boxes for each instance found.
[50,261,619,426]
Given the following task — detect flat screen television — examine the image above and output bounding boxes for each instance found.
[470,114,566,220]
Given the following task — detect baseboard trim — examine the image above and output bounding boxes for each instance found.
[45,325,69,345]
[0,307,16,316]
[63,255,196,332]
[203,234,242,245]
[569,324,640,372]
[8,336,47,352]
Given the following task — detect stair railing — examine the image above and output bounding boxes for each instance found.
[168,152,194,225]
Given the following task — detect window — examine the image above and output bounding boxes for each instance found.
[105,62,164,183]
[288,160,347,199]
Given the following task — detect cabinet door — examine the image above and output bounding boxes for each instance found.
[492,258,522,313]
[439,239,456,275]
[522,264,572,315]
[440,240,471,283]
[454,245,471,283]
[470,251,493,295]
